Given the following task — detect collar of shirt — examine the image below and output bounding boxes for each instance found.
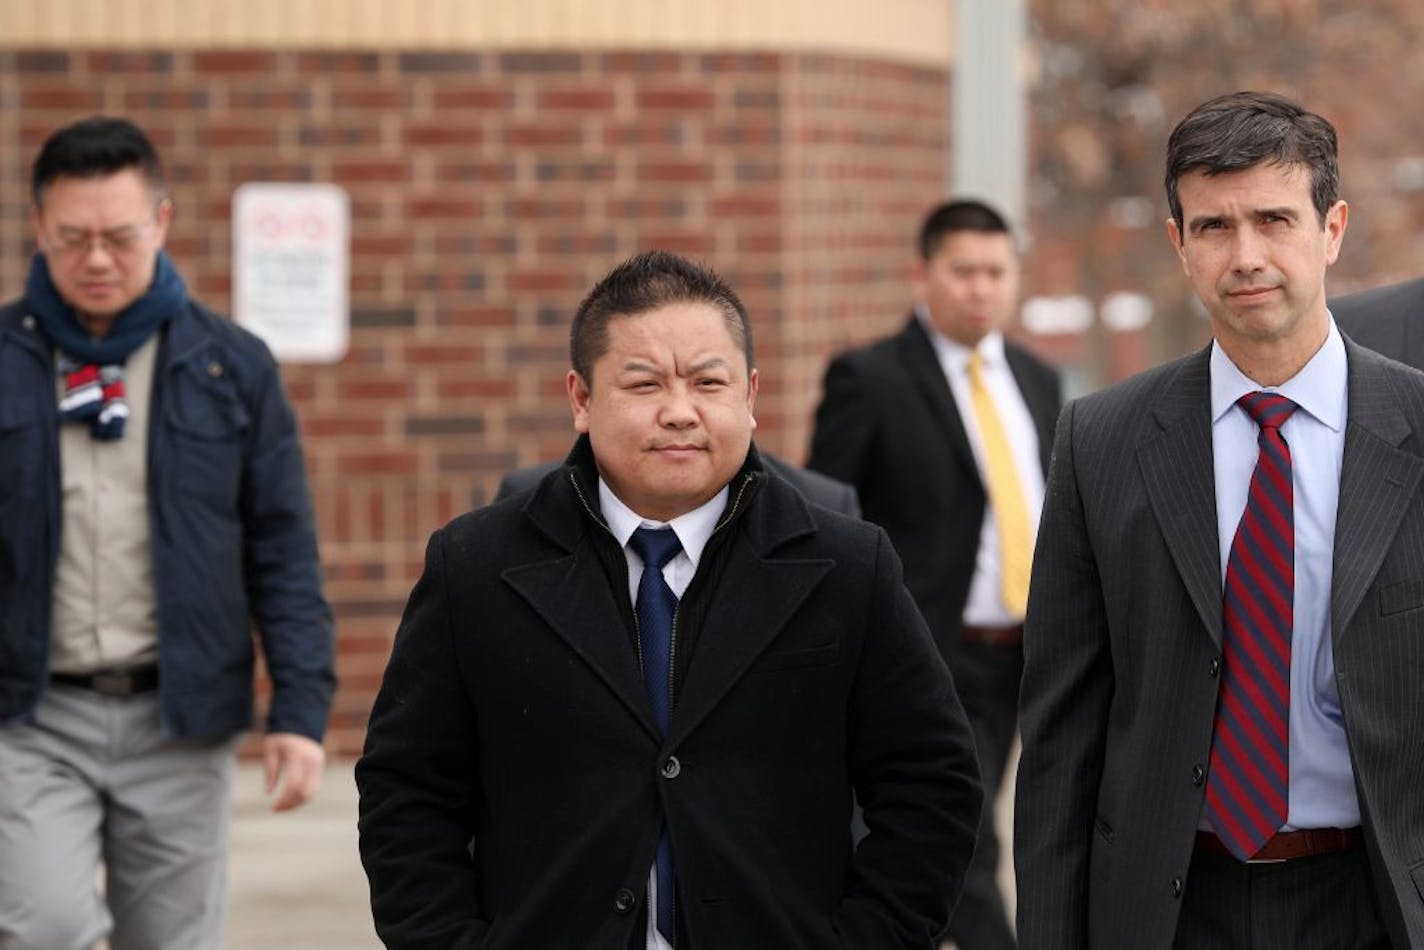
[914,303,1007,375]
[1209,317,1347,433]
[598,478,728,571]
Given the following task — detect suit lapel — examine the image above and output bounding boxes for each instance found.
[1138,349,1224,645]
[897,317,979,475]
[1332,342,1424,641]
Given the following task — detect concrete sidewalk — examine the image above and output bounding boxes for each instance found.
[225,761,379,949]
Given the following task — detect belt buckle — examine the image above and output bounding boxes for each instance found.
[91,670,135,697]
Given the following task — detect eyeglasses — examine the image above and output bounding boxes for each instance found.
[48,225,151,259]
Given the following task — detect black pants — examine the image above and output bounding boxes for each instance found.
[1173,846,1389,950]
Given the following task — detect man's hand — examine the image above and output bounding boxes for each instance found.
[262,732,326,812]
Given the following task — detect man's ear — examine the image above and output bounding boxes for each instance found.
[1323,200,1348,265]
[153,197,174,249]
[908,256,929,305]
[746,368,758,431]
[568,370,592,434]
[30,204,48,254]
[1165,216,1189,273]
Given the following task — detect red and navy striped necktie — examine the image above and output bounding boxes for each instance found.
[1204,391,1298,861]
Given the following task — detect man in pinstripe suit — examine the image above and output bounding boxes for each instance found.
[1016,91,1424,949]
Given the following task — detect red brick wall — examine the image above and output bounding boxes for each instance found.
[0,48,948,754]
[780,55,948,457]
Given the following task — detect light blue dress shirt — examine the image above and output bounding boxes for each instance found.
[1209,318,1359,830]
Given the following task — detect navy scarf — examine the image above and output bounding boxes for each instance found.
[26,251,188,439]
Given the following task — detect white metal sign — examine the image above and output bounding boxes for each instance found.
[233,183,350,363]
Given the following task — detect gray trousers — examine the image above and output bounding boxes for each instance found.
[0,685,238,950]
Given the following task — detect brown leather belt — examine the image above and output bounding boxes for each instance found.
[51,665,159,697]
[961,623,1023,646]
[1195,827,1362,863]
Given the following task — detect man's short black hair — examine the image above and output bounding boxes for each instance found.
[1165,91,1339,230]
[570,250,754,383]
[31,115,166,206]
[917,199,1013,261]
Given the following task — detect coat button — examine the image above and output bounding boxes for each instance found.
[1171,876,1183,898]
[1208,658,1221,678]
[22,315,35,330]
[207,361,224,377]
[660,756,681,779]
[614,888,636,914]
[1192,764,1205,786]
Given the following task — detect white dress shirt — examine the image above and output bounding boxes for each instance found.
[1208,318,1359,830]
[599,479,728,950]
[919,309,1046,625]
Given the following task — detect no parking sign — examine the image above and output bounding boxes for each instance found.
[233,183,350,363]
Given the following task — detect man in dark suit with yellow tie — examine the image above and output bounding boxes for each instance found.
[1017,91,1424,949]
[809,199,1061,950]
[357,250,982,948]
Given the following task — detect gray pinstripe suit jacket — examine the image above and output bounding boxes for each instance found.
[1015,339,1424,949]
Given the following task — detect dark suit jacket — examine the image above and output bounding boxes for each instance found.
[1332,276,1424,368]
[496,447,861,517]
[1015,341,1424,949]
[807,316,1062,663]
[358,439,982,949]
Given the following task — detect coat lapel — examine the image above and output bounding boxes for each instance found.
[669,539,832,745]
[502,549,663,741]
[501,473,664,740]
[497,468,841,745]
[1138,349,1224,645]
[1332,342,1424,641]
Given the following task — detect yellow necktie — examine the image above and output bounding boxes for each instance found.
[966,351,1032,617]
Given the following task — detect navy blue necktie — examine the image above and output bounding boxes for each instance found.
[629,526,681,942]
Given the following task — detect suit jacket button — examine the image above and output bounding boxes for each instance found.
[22,315,35,330]
[614,888,636,914]
[1208,658,1221,678]
[1192,764,1205,786]
[1171,876,1184,898]
[660,756,681,779]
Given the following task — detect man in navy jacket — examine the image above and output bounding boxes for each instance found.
[0,116,334,949]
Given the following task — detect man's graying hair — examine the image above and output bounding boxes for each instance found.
[1165,91,1339,230]
[570,250,754,382]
